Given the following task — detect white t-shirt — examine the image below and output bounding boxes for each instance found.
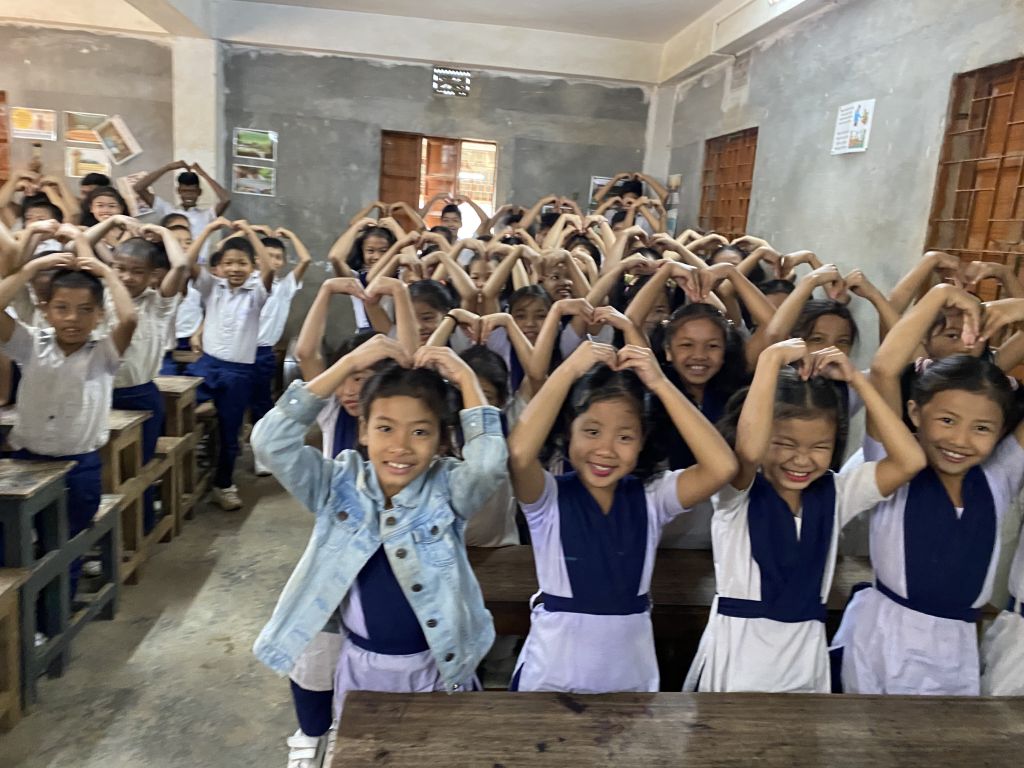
[257,272,301,348]
[149,196,217,261]
[115,289,179,388]
[193,270,268,364]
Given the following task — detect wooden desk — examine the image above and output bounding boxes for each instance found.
[154,375,201,437]
[334,691,1024,767]
[468,546,874,639]
[0,568,28,730]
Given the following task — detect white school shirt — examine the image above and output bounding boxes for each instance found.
[981,510,1024,695]
[0,322,120,455]
[171,283,204,341]
[257,273,301,348]
[149,197,217,262]
[115,289,179,388]
[685,461,884,694]
[194,270,268,364]
[836,435,1024,696]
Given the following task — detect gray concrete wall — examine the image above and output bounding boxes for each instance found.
[0,25,174,200]
[667,0,1022,302]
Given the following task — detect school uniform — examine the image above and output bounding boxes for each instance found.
[833,435,1024,696]
[186,270,268,488]
[160,284,204,376]
[684,462,884,693]
[112,289,179,531]
[250,272,301,425]
[981,514,1024,695]
[148,197,217,261]
[0,322,119,589]
[510,469,688,693]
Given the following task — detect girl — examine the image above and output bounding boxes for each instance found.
[834,286,1024,696]
[252,337,506,753]
[982,511,1024,694]
[507,340,737,692]
[685,340,924,693]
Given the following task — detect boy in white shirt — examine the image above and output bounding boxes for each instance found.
[0,237,137,591]
[250,228,311,475]
[109,220,193,531]
[185,222,274,510]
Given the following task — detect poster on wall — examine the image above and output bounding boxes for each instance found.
[64,111,107,145]
[232,163,276,196]
[10,107,57,141]
[65,146,111,178]
[96,115,142,165]
[233,128,277,161]
[831,98,875,154]
[587,175,613,213]
[117,171,153,217]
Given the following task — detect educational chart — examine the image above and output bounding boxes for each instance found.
[95,115,142,165]
[10,107,57,141]
[64,111,107,145]
[233,128,278,161]
[232,164,276,196]
[65,146,111,178]
[831,99,875,154]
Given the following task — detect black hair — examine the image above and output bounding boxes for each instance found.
[160,213,189,228]
[563,364,657,479]
[759,279,796,296]
[325,329,378,368]
[507,284,552,313]
[260,236,285,251]
[21,194,64,223]
[167,223,192,236]
[538,211,561,231]
[80,172,110,187]
[429,225,455,244]
[359,362,456,434]
[460,346,509,405]
[610,209,628,227]
[565,234,602,269]
[709,244,765,286]
[616,180,643,198]
[347,226,396,272]
[793,300,859,348]
[177,171,200,186]
[210,250,223,268]
[661,304,748,392]
[114,237,160,269]
[717,367,849,471]
[409,279,457,314]
[49,269,104,306]
[80,186,127,227]
[911,355,1019,432]
[440,204,462,220]
[218,236,256,265]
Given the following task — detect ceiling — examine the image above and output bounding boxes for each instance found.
[233,0,723,43]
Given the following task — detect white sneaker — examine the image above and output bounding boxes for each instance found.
[82,560,102,578]
[254,458,272,477]
[286,729,325,768]
[34,631,46,648]
[212,485,243,511]
[322,727,337,768]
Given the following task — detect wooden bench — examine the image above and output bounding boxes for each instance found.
[0,568,28,730]
[194,401,217,500]
[334,691,1024,767]
[155,436,189,534]
[154,375,201,437]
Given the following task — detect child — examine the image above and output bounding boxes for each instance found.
[0,238,137,593]
[133,161,231,237]
[250,228,311,474]
[251,337,506,761]
[834,286,1024,696]
[185,223,274,510]
[110,226,191,531]
[685,340,924,693]
[507,341,737,692]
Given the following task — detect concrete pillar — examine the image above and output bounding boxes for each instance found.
[171,36,221,196]
[642,83,675,183]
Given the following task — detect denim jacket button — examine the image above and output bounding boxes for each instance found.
[411,583,423,592]
[444,653,455,662]
[395,548,407,559]
[429,525,439,535]
[385,516,397,526]
[337,511,349,521]
[426,618,437,628]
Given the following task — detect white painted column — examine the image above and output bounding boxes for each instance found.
[642,83,676,182]
[171,36,221,195]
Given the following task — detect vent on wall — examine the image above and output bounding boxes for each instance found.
[432,67,472,98]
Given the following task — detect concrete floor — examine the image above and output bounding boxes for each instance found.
[2,472,309,768]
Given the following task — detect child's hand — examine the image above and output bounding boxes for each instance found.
[762,338,811,379]
[666,262,706,303]
[964,261,1008,292]
[448,308,481,342]
[619,254,659,276]
[365,275,406,303]
[250,224,274,237]
[26,219,60,237]
[25,252,76,274]
[139,223,168,241]
[478,312,511,343]
[210,216,233,230]
[553,297,595,323]
[353,217,378,231]
[731,234,770,250]
[349,334,411,370]
[190,331,203,353]
[805,263,844,299]
[323,277,368,300]
[76,254,113,279]
[565,339,618,378]
[809,346,857,382]
[591,305,633,333]
[616,344,666,388]
[980,298,1024,342]
[413,345,471,383]
[933,283,982,346]
[843,269,875,298]
[924,250,963,284]
[232,219,253,232]
[54,222,83,242]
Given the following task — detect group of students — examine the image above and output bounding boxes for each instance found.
[2,166,1023,768]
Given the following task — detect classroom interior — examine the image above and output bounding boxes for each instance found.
[1,0,1023,766]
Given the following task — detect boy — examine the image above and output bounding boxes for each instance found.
[250,227,311,475]
[109,220,193,531]
[0,237,137,592]
[186,221,274,510]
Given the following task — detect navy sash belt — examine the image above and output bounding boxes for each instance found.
[344,628,430,656]
[876,579,980,623]
[1007,593,1023,617]
[716,596,827,623]
[539,592,650,616]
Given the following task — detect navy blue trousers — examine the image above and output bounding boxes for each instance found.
[290,680,333,737]
[112,381,163,533]
[187,353,255,488]
[249,346,277,426]
[159,338,192,377]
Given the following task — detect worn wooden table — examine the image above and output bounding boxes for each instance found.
[154,375,201,437]
[334,691,1024,767]
[467,546,874,639]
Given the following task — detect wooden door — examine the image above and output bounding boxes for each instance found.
[699,127,758,239]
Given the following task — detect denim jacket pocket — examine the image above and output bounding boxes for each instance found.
[412,507,457,567]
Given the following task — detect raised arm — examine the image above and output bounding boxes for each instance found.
[133,160,189,208]
[296,278,369,381]
[888,251,962,315]
[0,252,74,341]
[365,276,419,356]
[234,220,274,290]
[275,227,312,283]
[142,224,190,297]
[526,298,593,381]
[520,194,558,229]
[327,218,377,278]
[191,162,231,217]
[844,269,901,340]
[761,264,844,345]
[387,202,426,231]
[76,239,138,354]
[635,173,670,204]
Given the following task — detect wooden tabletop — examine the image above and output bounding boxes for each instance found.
[0,459,76,498]
[468,546,874,613]
[0,567,29,597]
[154,375,202,395]
[334,691,1024,767]
[0,408,148,433]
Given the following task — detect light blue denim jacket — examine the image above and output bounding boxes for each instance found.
[250,380,504,691]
